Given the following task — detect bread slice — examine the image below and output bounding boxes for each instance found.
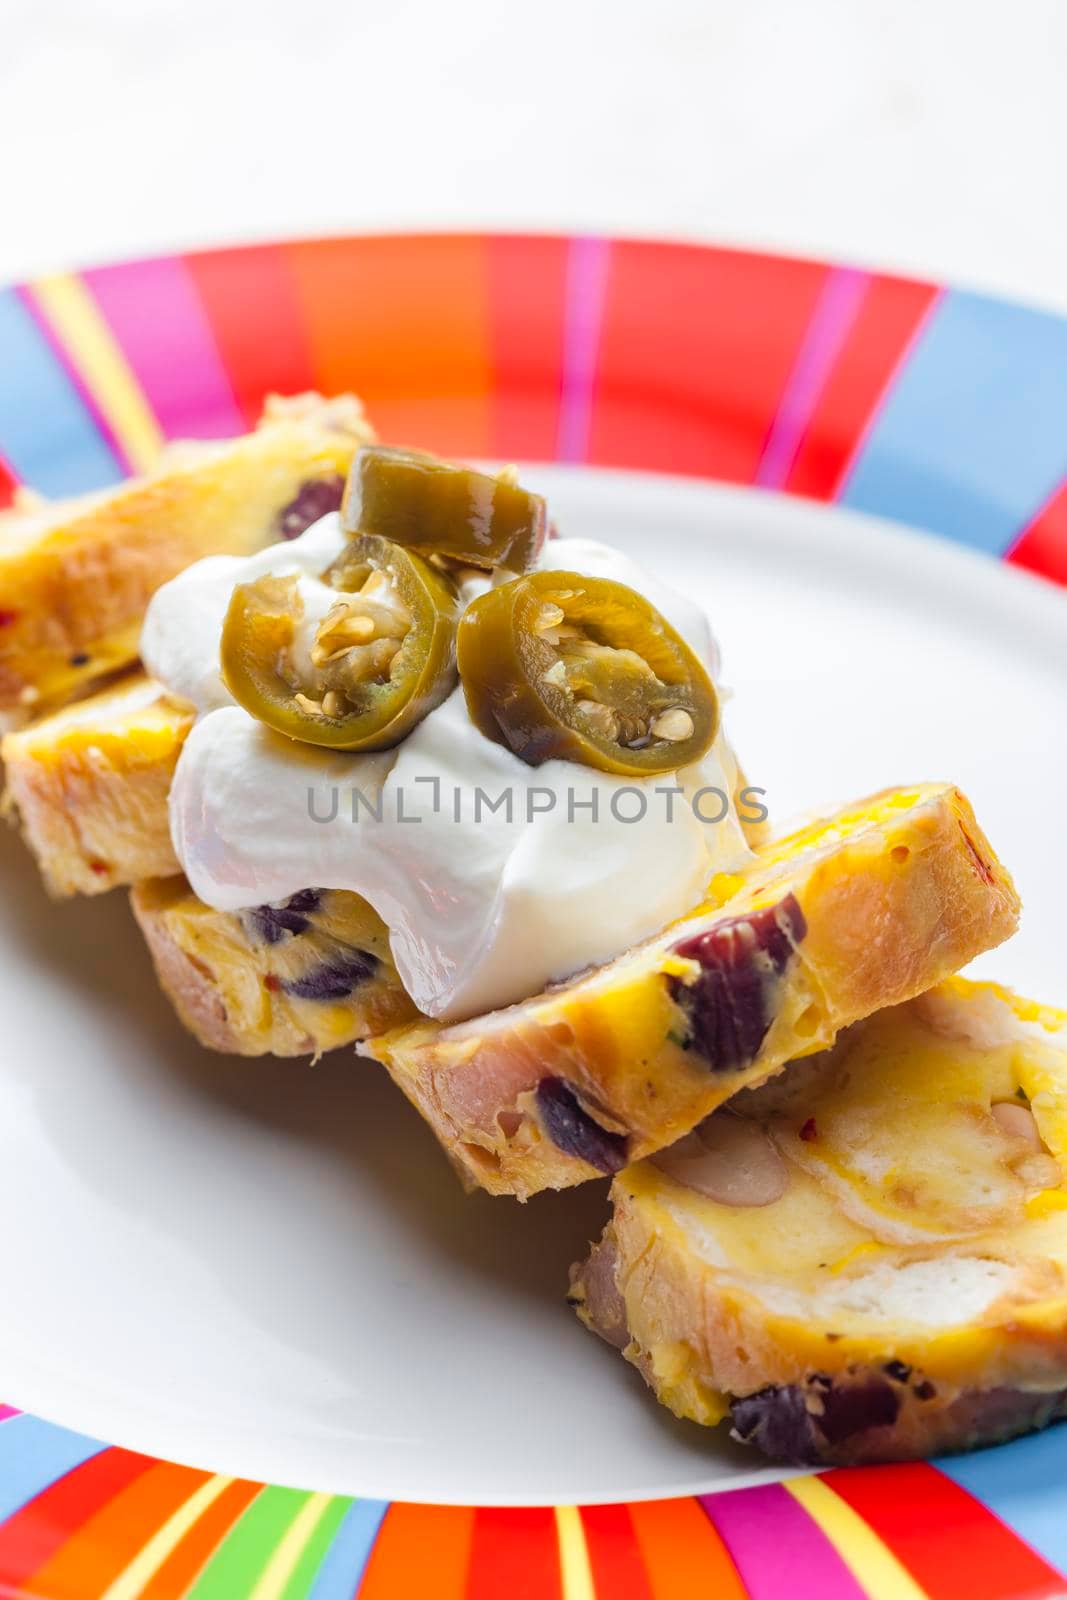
[570,977,1067,1464]
[0,392,372,720]
[132,878,417,1057]
[366,785,1020,1199]
[2,672,190,894]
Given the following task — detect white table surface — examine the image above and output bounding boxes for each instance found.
[3,0,1067,312]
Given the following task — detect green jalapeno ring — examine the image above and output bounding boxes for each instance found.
[342,445,547,574]
[220,534,459,751]
[458,569,719,775]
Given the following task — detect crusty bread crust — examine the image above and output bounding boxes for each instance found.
[0,392,372,716]
[134,881,243,1053]
[367,786,1020,1198]
[2,673,190,895]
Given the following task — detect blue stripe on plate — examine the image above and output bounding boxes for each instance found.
[936,1432,1067,1574]
[840,289,1067,556]
[307,1497,389,1599]
[0,1414,107,1524]
[0,288,122,494]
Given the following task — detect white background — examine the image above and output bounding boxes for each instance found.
[3,0,1066,310]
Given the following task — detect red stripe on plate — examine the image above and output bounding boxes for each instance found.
[284,236,493,457]
[586,241,828,482]
[185,246,316,429]
[825,1463,1065,1600]
[755,267,870,489]
[485,234,569,462]
[0,1446,155,1591]
[465,1506,562,1600]
[579,1504,655,1600]
[1005,476,1067,585]
[357,1503,474,1599]
[785,274,940,500]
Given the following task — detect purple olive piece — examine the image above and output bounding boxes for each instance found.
[730,1375,900,1462]
[730,1384,815,1462]
[668,893,807,1071]
[535,1078,629,1173]
[282,950,378,1001]
[246,888,323,945]
[276,475,345,541]
[817,1377,900,1444]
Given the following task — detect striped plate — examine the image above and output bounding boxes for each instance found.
[1,234,1066,1600]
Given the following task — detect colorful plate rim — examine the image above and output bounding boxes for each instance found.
[1,231,1067,1600]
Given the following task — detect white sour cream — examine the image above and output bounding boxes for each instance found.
[146,515,753,1021]
[142,514,347,711]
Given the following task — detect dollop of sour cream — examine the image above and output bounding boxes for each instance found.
[143,515,753,1021]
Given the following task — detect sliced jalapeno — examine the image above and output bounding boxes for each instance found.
[342,445,547,573]
[457,570,718,774]
[220,534,459,750]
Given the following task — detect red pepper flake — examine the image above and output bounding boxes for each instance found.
[0,610,18,628]
[264,974,281,992]
[799,1117,817,1142]
[89,860,109,876]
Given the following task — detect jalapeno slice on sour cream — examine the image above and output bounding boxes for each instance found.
[342,445,547,573]
[220,534,459,751]
[457,569,718,775]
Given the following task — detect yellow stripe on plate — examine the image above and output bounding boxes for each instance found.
[555,1505,596,1600]
[785,1477,930,1600]
[248,1491,335,1600]
[100,1473,234,1600]
[31,273,164,473]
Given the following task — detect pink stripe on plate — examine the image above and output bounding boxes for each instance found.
[755,267,869,490]
[700,1485,867,1600]
[82,256,244,440]
[556,235,611,464]
[0,1408,22,1424]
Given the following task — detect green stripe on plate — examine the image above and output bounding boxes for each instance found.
[280,1496,353,1600]
[187,1486,312,1598]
